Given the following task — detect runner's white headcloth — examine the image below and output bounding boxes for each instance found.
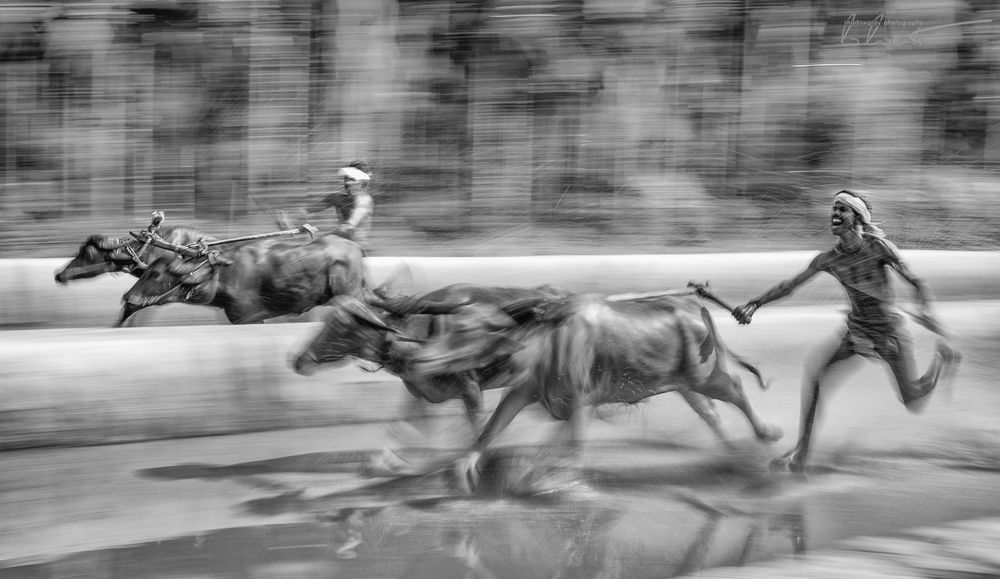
[337,166,371,182]
[834,191,871,224]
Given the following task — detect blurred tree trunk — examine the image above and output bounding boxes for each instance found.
[725,0,752,194]
[308,0,337,190]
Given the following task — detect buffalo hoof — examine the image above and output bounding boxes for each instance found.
[904,390,935,415]
[759,424,784,443]
[357,447,413,478]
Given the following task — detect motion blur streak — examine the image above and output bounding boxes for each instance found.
[1,0,999,577]
[0,1,998,256]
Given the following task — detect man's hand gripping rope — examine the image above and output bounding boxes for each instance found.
[686,281,753,322]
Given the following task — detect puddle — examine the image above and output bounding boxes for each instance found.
[6,442,1000,578]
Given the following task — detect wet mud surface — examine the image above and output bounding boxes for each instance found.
[6,437,1000,579]
[3,304,998,577]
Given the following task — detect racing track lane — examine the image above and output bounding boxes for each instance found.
[7,251,1000,328]
[1,301,999,577]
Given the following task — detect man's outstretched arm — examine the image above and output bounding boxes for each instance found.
[733,258,821,324]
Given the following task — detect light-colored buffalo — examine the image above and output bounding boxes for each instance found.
[408,292,783,492]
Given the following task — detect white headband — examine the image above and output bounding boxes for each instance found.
[337,166,371,182]
[834,192,871,224]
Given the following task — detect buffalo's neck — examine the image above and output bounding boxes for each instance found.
[216,267,288,324]
[213,284,244,321]
[191,265,228,310]
[384,340,421,375]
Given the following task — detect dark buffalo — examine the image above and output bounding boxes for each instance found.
[55,225,211,283]
[292,283,570,433]
[120,233,368,325]
[292,285,768,454]
[407,293,783,492]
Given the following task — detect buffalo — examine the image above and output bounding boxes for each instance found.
[292,284,570,434]
[293,285,771,476]
[55,224,211,284]
[406,292,783,492]
[120,233,368,325]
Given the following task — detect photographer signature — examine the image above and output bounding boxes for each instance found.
[840,13,992,47]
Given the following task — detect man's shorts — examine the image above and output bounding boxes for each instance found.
[841,312,910,360]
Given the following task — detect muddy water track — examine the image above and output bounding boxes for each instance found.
[8,435,1000,579]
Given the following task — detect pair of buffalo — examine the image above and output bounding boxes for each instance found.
[55,223,368,326]
[294,285,782,491]
[56,222,782,492]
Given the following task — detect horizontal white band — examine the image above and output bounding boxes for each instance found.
[337,167,371,182]
[834,192,871,224]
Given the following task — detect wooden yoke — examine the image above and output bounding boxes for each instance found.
[128,211,317,266]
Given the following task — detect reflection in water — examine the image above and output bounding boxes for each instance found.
[4,445,820,579]
[672,492,807,575]
[397,527,497,579]
[0,499,806,579]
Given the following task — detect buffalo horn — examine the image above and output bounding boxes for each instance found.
[499,296,557,323]
[369,295,468,316]
[89,235,129,251]
[132,231,201,258]
[340,298,399,333]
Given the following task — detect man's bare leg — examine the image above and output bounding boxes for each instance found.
[771,340,856,473]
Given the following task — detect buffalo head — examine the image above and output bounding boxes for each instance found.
[292,296,399,375]
[55,235,133,283]
[408,302,528,377]
[122,254,211,308]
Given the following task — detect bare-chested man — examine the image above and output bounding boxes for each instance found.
[733,190,961,473]
[280,161,374,251]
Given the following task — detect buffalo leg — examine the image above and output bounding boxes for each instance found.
[676,514,723,576]
[700,367,782,443]
[552,398,589,469]
[358,397,431,477]
[679,390,728,444]
[455,384,536,493]
[458,372,485,434]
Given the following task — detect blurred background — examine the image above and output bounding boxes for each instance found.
[1,0,998,257]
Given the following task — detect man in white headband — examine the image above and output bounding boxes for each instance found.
[832,189,884,238]
[731,189,960,474]
[286,160,374,250]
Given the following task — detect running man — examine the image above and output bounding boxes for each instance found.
[732,189,962,473]
[281,161,374,250]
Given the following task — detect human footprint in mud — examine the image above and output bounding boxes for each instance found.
[733,189,962,473]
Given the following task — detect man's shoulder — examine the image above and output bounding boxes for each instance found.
[863,235,901,258]
[811,246,840,269]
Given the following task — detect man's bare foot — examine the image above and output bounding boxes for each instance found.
[906,341,962,414]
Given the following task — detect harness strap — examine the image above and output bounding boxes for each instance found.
[137,236,153,259]
[151,258,215,305]
[179,259,219,305]
[124,242,149,270]
[202,266,221,305]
